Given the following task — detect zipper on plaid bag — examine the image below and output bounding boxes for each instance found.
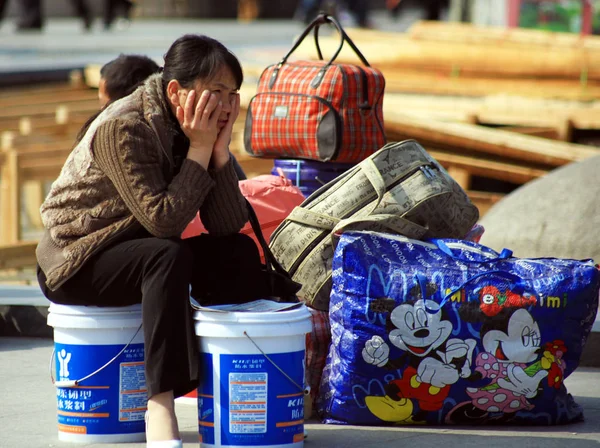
[251,92,343,160]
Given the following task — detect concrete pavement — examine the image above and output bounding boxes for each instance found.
[0,11,423,83]
[0,337,599,448]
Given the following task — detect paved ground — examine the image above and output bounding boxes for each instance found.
[0,10,423,82]
[0,337,599,448]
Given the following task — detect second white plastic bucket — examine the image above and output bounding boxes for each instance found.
[194,304,312,448]
[47,303,147,443]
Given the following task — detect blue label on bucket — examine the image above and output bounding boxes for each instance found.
[198,352,215,445]
[220,351,305,446]
[54,343,147,436]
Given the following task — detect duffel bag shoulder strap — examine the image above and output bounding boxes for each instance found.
[332,213,428,240]
[270,141,432,272]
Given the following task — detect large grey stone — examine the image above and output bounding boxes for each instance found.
[480,155,600,262]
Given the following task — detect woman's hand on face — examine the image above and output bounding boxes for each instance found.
[211,93,240,169]
[177,89,222,169]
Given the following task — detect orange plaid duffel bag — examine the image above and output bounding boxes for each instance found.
[244,13,386,163]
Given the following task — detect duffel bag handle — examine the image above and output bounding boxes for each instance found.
[245,199,302,303]
[431,239,514,263]
[311,13,371,67]
[269,13,371,89]
[245,198,293,277]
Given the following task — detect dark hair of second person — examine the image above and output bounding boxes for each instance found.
[98,54,160,108]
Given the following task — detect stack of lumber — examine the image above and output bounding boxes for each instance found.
[287,20,600,213]
[0,71,273,255]
[0,75,99,248]
[293,21,600,100]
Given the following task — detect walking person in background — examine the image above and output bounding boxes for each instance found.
[103,0,133,29]
[36,34,270,446]
[2,0,45,30]
[388,0,449,21]
[297,0,371,28]
[69,0,133,31]
[0,0,8,26]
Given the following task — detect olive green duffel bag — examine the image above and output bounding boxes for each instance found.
[268,139,480,311]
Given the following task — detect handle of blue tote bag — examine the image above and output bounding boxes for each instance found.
[423,242,533,309]
[430,239,514,263]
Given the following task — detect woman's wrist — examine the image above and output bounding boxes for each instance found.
[187,145,212,170]
[210,149,230,170]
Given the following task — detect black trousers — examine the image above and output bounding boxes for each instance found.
[67,0,132,28]
[17,0,43,27]
[38,232,264,398]
[0,0,7,21]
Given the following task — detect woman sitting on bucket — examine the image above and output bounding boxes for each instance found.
[36,34,269,447]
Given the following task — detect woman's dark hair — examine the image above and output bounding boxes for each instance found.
[101,54,161,100]
[75,54,160,143]
[161,34,243,90]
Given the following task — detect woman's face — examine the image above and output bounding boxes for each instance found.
[175,65,239,130]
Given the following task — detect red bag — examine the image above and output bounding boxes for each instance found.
[182,174,305,260]
[244,14,386,163]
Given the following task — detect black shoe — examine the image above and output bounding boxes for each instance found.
[122,0,133,20]
[16,22,43,31]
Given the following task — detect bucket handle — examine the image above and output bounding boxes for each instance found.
[243,331,310,396]
[50,323,143,388]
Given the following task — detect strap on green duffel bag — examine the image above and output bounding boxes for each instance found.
[268,140,479,311]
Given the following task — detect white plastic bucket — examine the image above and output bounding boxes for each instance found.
[47,303,147,443]
[194,305,312,448]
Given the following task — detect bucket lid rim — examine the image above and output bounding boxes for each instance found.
[48,303,142,315]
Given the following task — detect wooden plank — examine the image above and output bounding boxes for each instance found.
[3,133,73,154]
[0,101,98,120]
[0,89,97,109]
[0,110,91,133]
[384,93,600,130]
[406,21,600,52]
[467,190,504,217]
[0,241,38,270]
[0,148,20,244]
[383,70,600,101]
[500,126,560,140]
[446,166,471,190]
[0,81,88,100]
[428,149,548,185]
[22,181,45,229]
[384,112,600,167]
[84,64,102,88]
[17,116,86,138]
[293,33,600,81]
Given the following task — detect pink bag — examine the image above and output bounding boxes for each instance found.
[182,174,305,259]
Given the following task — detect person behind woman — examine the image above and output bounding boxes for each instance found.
[69,0,133,30]
[97,54,160,108]
[36,34,266,447]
